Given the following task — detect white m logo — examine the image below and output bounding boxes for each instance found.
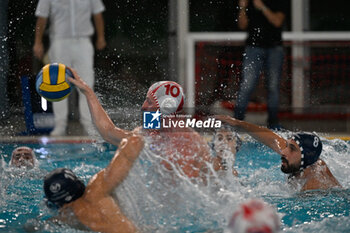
[50,183,61,193]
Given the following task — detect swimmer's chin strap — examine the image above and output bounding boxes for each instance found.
[292,133,322,171]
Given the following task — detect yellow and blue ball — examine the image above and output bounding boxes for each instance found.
[35,63,74,102]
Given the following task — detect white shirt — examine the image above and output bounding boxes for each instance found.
[35,0,105,39]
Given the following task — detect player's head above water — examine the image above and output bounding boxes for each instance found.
[212,125,242,156]
[281,132,322,174]
[142,81,185,115]
[43,168,85,209]
[10,146,36,169]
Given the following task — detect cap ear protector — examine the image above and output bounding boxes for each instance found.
[43,168,85,208]
[292,132,322,170]
[158,96,178,115]
[147,81,185,115]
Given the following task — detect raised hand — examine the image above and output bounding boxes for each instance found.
[66,67,92,94]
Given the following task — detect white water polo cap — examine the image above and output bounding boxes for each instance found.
[226,199,280,233]
[147,81,185,115]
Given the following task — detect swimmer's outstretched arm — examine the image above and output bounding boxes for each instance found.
[215,115,287,154]
[81,135,143,233]
[67,68,132,145]
[98,135,144,193]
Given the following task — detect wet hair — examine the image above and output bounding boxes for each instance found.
[292,132,322,170]
[43,168,85,209]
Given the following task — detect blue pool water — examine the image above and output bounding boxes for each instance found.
[0,136,350,232]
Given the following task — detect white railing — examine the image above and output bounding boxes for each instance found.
[185,32,350,114]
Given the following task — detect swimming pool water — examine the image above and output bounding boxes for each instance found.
[0,137,349,232]
[0,142,116,232]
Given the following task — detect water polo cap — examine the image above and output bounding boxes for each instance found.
[44,168,85,208]
[226,199,280,233]
[292,132,322,170]
[11,146,35,157]
[147,81,185,115]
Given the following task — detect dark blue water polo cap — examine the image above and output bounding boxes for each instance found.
[292,133,322,170]
[44,168,85,208]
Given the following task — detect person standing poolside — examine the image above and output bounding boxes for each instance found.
[216,115,342,191]
[67,68,212,182]
[235,0,287,129]
[42,135,143,233]
[33,0,106,136]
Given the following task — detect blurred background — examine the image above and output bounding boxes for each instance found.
[1,0,350,136]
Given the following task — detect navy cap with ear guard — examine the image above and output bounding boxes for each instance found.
[43,168,85,208]
[292,133,322,170]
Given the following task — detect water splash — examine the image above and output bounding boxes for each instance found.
[0,137,350,232]
[114,135,350,232]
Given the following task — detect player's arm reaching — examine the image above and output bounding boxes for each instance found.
[99,135,144,194]
[215,115,287,154]
[67,68,132,145]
